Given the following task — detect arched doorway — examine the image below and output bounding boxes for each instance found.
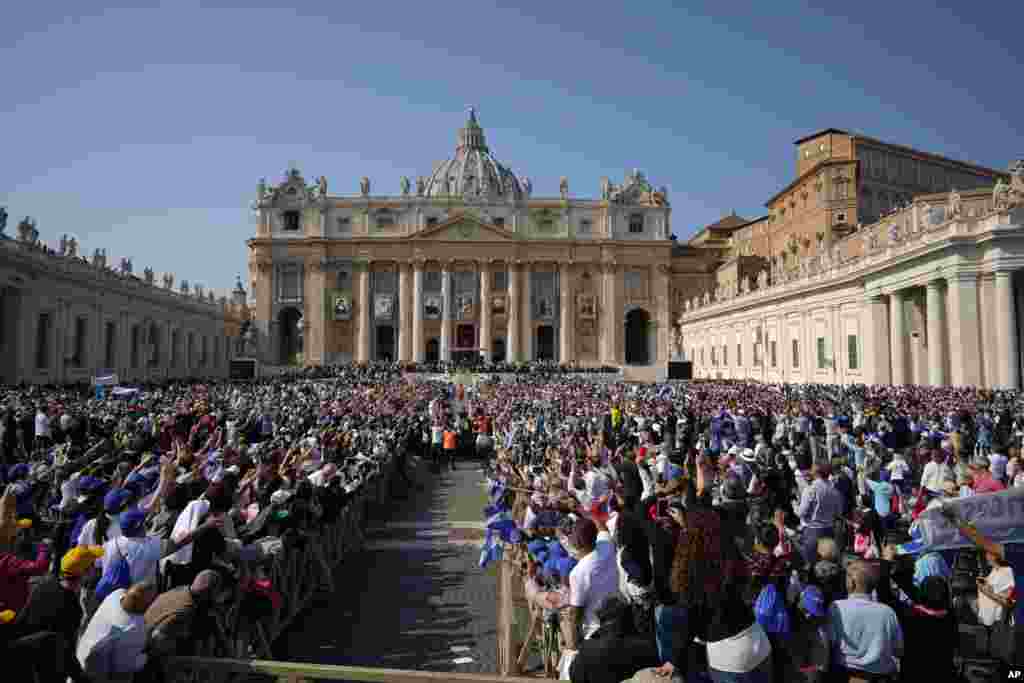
[425,338,440,363]
[278,307,303,365]
[536,326,555,361]
[624,308,651,365]
[376,326,395,362]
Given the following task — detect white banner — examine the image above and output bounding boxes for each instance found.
[913,488,1024,552]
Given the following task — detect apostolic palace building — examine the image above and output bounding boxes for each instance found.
[247,112,1024,388]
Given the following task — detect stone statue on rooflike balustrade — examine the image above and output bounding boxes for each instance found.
[143,267,154,285]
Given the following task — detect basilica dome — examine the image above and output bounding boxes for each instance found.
[421,109,528,201]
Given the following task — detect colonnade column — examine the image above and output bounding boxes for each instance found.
[521,263,533,362]
[889,290,908,385]
[355,263,370,363]
[412,261,424,362]
[947,272,981,387]
[397,262,412,362]
[863,295,891,386]
[925,280,946,386]
[507,263,521,363]
[479,261,492,365]
[440,264,451,362]
[996,270,1020,390]
[559,262,573,365]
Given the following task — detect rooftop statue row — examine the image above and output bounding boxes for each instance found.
[2,211,225,307]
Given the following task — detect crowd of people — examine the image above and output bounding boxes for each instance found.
[0,364,1022,683]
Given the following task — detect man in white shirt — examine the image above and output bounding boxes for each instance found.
[973,551,1015,627]
[34,406,51,451]
[565,517,619,649]
[919,447,953,499]
[77,582,159,682]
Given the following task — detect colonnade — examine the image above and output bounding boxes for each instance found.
[865,270,1021,389]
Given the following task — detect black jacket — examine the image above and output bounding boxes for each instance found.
[569,623,659,683]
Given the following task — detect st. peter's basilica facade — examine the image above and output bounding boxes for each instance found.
[246,110,705,372]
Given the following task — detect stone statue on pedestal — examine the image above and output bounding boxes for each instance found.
[948,188,962,217]
[757,270,768,289]
[671,326,683,359]
[416,176,426,196]
[119,257,132,275]
[521,177,532,198]
[180,280,190,295]
[67,236,78,258]
[0,206,7,236]
[59,235,68,256]
[143,267,154,285]
[92,248,107,269]
[400,176,410,196]
[360,177,370,197]
[559,177,569,200]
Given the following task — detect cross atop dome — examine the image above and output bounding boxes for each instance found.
[458,106,487,151]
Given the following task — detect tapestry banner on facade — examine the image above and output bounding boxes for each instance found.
[424,294,442,320]
[375,294,394,321]
[324,288,352,321]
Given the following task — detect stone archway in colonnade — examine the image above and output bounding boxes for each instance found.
[624,307,652,366]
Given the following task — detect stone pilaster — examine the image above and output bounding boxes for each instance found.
[655,264,671,364]
[864,295,891,386]
[305,259,326,365]
[521,262,533,362]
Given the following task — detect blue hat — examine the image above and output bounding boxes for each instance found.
[103,488,133,514]
[119,506,147,537]
[7,464,29,480]
[800,585,826,617]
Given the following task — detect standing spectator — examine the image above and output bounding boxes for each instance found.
[76,582,158,682]
[562,517,619,675]
[568,594,659,683]
[443,422,458,471]
[797,462,843,566]
[827,560,903,681]
[969,455,1006,494]
[144,570,223,659]
[33,404,50,452]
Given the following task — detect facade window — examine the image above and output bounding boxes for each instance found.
[336,269,351,290]
[737,343,742,367]
[492,217,505,228]
[817,337,827,369]
[624,270,642,297]
[282,210,300,231]
[792,339,800,368]
[711,347,716,366]
[426,217,439,227]
[73,317,87,367]
[104,322,116,370]
[148,324,161,367]
[628,213,644,234]
[213,336,220,368]
[578,219,592,236]
[376,210,394,228]
[277,266,302,303]
[130,325,140,369]
[35,313,52,369]
[701,348,705,364]
[770,340,777,368]
[187,334,194,369]
[171,330,179,368]
[336,216,351,234]
[848,334,859,370]
[723,345,728,366]
[494,270,508,291]
[201,337,208,366]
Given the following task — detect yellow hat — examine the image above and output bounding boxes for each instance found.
[60,546,105,577]
[0,610,15,624]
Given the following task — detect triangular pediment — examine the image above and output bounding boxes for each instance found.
[410,213,518,242]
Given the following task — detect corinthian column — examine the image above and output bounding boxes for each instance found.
[507,263,521,363]
[356,263,370,363]
[926,280,946,386]
[996,270,1019,389]
[559,262,573,364]
[412,261,424,362]
[398,262,412,362]
[440,264,451,362]
[479,261,492,364]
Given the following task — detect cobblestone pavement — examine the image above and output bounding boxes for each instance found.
[277,452,498,676]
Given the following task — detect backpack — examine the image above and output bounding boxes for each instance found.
[94,540,132,603]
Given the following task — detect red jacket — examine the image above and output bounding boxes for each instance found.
[0,545,50,613]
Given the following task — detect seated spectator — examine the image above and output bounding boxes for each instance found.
[569,594,659,683]
[828,559,902,681]
[76,581,159,682]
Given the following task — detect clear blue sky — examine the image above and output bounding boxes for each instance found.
[2,1,1020,298]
